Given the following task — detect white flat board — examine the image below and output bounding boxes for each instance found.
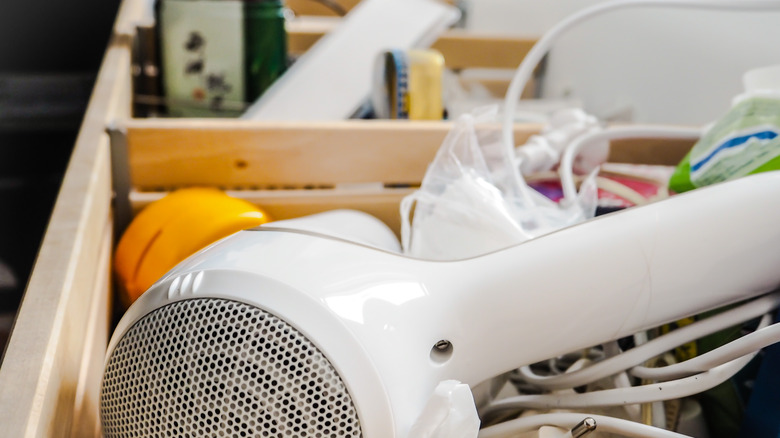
[242,0,460,121]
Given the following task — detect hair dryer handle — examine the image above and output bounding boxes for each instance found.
[442,171,780,382]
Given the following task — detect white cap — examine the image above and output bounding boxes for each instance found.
[743,65,780,93]
[731,65,780,105]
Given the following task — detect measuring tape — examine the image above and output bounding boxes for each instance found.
[373,48,444,120]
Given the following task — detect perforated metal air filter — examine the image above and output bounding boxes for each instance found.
[101,298,362,437]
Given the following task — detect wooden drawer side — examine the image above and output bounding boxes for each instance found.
[0,36,131,437]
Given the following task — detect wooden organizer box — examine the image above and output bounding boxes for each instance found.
[0,2,694,437]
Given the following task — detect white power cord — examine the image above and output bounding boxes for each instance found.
[485,338,760,411]
[631,314,780,381]
[479,413,691,438]
[516,291,780,390]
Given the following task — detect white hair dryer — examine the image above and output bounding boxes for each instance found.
[100,171,780,438]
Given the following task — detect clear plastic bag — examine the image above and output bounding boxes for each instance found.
[401,107,598,260]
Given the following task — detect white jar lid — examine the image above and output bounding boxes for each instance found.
[743,64,780,93]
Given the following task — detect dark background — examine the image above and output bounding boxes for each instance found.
[0,0,122,318]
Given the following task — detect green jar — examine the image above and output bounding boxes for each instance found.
[244,0,287,102]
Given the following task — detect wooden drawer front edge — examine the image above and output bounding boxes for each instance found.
[119,120,691,193]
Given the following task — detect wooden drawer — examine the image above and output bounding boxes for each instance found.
[0,2,694,437]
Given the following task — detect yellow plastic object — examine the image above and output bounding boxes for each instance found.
[407,49,444,120]
[114,188,271,308]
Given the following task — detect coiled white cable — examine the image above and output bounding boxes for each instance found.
[502,0,780,159]
[500,0,780,230]
[604,341,642,421]
[558,126,702,205]
[479,413,691,438]
[516,292,780,390]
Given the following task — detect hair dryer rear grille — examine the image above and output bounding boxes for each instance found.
[100,298,361,437]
